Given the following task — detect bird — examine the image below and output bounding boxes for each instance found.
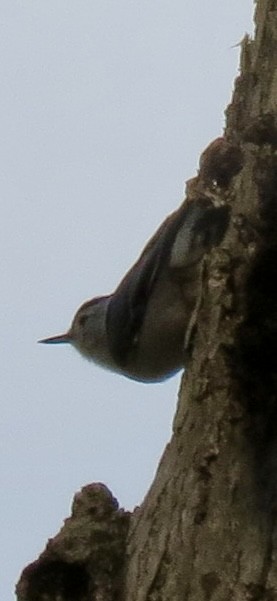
[39,197,229,383]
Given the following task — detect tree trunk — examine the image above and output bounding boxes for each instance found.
[17,1,277,600]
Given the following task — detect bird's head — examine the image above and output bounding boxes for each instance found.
[39,296,110,362]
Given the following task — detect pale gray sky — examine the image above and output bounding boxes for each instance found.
[1,2,253,599]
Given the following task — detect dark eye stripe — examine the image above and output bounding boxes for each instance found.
[79,315,89,326]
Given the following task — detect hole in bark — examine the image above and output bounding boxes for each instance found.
[17,560,89,601]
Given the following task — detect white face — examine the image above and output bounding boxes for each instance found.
[40,294,119,374]
[40,296,111,362]
[69,296,112,366]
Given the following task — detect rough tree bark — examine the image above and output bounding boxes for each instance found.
[16,1,277,600]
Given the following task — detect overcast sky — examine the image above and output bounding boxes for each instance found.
[1,2,254,599]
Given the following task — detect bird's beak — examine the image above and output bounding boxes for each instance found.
[38,333,71,345]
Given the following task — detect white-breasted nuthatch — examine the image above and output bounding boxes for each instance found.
[39,197,229,382]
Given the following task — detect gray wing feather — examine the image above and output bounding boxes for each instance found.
[107,198,229,366]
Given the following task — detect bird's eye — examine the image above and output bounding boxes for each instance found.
[79,315,88,327]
